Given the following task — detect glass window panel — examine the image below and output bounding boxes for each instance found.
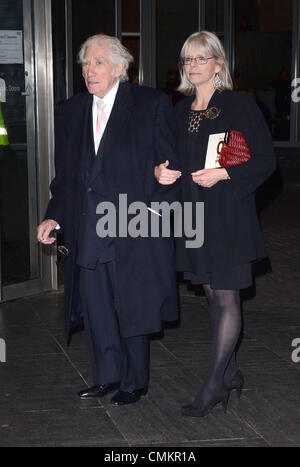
[72,0,115,95]
[205,0,224,33]
[0,0,38,286]
[234,0,293,141]
[156,0,199,100]
[122,0,140,32]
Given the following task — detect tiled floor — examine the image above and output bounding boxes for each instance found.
[0,163,299,447]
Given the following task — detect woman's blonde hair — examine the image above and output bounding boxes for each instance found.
[177,31,233,95]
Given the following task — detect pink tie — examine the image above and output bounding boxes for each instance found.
[96,100,106,147]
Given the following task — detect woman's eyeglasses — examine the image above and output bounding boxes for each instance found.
[182,56,214,66]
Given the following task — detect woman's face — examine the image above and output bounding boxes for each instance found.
[184,46,222,89]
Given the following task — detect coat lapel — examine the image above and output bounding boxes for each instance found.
[79,93,94,183]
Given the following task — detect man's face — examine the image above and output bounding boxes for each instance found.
[82,45,124,98]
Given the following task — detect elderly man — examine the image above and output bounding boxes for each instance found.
[37,34,180,405]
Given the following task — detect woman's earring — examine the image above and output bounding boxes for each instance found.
[214,72,222,89]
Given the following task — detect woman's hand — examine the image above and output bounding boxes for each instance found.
[191,168,229,188]
[154,160,181,185]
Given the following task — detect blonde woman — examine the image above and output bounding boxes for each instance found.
[155,31,276,417]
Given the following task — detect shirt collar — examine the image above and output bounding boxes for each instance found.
[93,80,120,107]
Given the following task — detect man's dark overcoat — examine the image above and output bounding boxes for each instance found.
[45,82,180,341]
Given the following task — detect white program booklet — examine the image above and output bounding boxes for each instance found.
[204,132,226,169]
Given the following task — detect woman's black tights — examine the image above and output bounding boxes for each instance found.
[193,285,241,408]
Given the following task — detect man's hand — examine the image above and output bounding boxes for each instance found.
[154,160,181,185]
[37,219,58,244]
[191,168,229,188]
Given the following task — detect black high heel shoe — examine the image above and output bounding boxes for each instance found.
[225,370,244,400]
[181,386,230,418]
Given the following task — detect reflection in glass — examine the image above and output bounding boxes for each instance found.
[122,0,140,32]
[71,0,115,95]
[156,0,199,102]
[205,0,224,33]
[122,36,140,84]
[52,0,67,114]
[0,0,38,285]
[234,0,292,141]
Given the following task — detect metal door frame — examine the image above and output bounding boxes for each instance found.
[33,0,57,294]
[1,0,57,301]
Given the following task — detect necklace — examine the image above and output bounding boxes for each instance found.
[188,106,221,133]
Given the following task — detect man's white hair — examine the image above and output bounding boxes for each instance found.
[78,34,133,82]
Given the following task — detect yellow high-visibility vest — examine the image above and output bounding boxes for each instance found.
[0,102,9,146]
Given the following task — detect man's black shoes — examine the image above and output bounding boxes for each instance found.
[110,388,147,406]
[78,383,147,405]
[78,382,120,399]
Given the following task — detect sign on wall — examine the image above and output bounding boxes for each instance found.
[0,30,23,64]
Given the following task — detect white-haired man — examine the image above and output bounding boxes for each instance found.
[37,34,181,405]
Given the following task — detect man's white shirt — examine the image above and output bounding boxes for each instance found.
[92,80,119,153]
[55,81,120,231]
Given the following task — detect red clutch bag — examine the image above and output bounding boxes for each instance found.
[217,130,251,168]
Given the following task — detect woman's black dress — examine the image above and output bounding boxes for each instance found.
[174,90,276,290]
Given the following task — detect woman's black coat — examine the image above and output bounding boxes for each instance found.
[175,90,277,275]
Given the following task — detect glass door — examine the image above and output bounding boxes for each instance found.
[0,0,41,300]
